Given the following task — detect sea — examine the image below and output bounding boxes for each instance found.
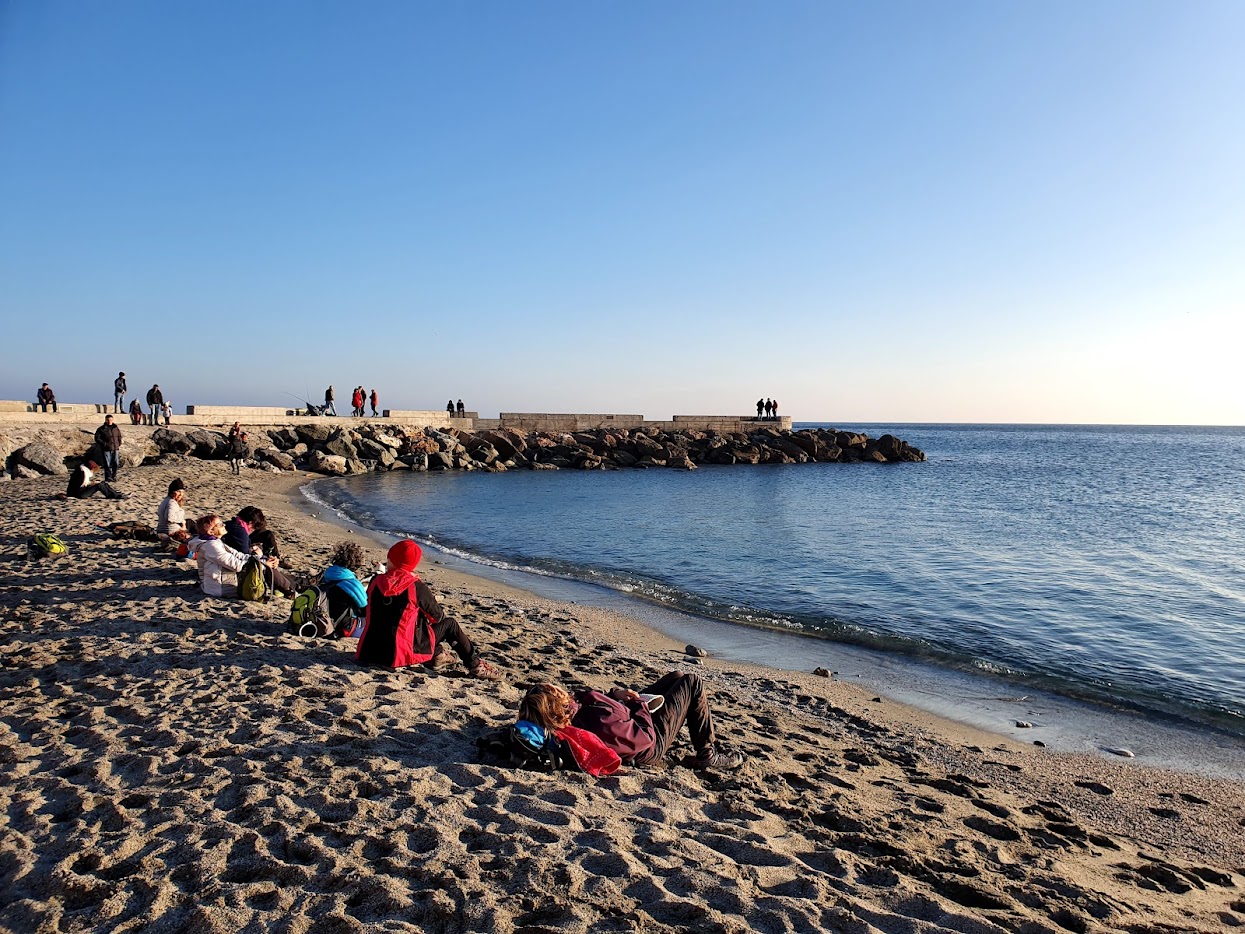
[304,424,1245,772]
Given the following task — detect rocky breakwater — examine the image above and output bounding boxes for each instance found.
[3,423,924,480]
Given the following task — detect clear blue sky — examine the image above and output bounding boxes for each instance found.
[2,1,1242,424]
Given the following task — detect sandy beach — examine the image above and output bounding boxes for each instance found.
[2,458,1243,933]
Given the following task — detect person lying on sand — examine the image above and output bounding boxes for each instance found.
[188,514,298,598]
[519,672,743,771]
[355,540,503,680]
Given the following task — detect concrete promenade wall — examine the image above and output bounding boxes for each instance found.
[494,413,792,433]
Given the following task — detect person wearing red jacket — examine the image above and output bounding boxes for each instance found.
[519,673,742,770]
[355,540,502,679]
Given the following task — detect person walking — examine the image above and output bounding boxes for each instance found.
[146,384,163,426]
[94,414,123,482]
[228,432,249,475]
[351,387,364,417]
[114,372,127,413]
[36,383,57,413]
[369,388,379,417]
[324,385,337,416]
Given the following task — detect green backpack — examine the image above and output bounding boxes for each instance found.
[27,533,69,560]
[238,556,271,602]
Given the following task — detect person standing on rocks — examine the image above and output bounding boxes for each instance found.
[114,372,127,413]
[324,385,337,416]
[94,414,123,483]
[36,383,57,413]
[370,388,379,417]
[146,384,163,426]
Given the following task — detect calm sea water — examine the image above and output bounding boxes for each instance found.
[308,424,1245,734]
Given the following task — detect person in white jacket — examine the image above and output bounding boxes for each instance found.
[188,514,297,598]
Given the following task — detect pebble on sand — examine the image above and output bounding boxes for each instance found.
[1105,747,1136,758]
[813,667,832,678]
[1016,720,1033,728]
[686,644,707,658]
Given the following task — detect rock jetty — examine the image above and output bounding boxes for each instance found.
[3,424,924,479]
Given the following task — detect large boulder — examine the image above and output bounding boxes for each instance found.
[186,430,229,459]
[323,429,359,460]
[152,428,195,456]
[11,441,66,475]
[307,451,348,475]
[256,448,296,471]
[120,437,161,468]
[295,423,335,446]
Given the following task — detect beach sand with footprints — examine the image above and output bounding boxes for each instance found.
[1,459,1243,932]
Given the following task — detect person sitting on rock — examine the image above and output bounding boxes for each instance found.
[518,671,742,771]
[355,539,503,680]
[320,541,373,637]
[156,478,190,542]
[66,459,126,500]
[188,514,297,598]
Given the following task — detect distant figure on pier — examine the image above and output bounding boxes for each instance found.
[324,385,337,416]
[456,399,465,417]
[370,388,379,417]
[128,399,143,425]
[447,399,455,416]
[114,372,127,413]
[771,399,779,420]
[756,398,763,418]
[37,383,57,413]
[352,386,364,417]
[763,399,772,418]
[146,384,163,426]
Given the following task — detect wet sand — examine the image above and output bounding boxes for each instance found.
[2,459,1243,932]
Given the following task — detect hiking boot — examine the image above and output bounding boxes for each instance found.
[469,659,504,682]
[688,746,744,771]
[427,647,456,670]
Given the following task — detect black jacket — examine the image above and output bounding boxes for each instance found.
[94,424,122,452]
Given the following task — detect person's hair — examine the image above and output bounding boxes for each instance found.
[519,684,573,730]
[104,414,113,420]
[85,460,98,469]
[329,541,367,572]
[168,478,185,496]
[198,513,220,533]
[236,506,264,526]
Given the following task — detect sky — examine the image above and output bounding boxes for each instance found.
[1,1,1242,424]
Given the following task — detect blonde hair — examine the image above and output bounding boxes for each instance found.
[519,684,573,730]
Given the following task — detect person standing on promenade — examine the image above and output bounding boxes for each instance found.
[351,387,363,417]
[456,399,465,417]
[756,398,764,419]
[324,385,337,416]
[94,414,123,483]
[771,399,779,420]
[162,400,172,425]
[369,388,379,417]
[146,384,163,426]
[114,372,127,413]
[36,383,57,413]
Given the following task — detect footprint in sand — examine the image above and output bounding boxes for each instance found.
[1074,780,1114,796]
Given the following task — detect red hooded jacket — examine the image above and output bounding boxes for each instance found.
[355,569,437,668]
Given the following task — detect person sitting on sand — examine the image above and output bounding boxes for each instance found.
[518,672,742,771]
[320,541,372,637]
[355,539,503,680]
[66,460,127,500]
[188,514,298,598]
[222,506,286,563]
[156,478,191,542]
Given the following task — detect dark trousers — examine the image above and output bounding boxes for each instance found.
[635,671,715,765]
[75,481,122,500]
[39,402,58,413]
[250,529,280,557]
[432,616,479,668]
[102,450,120,481]
[268,564,296,596]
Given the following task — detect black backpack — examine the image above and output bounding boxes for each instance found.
[476,724,580,772]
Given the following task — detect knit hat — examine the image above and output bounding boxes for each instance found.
[387,540,422,572]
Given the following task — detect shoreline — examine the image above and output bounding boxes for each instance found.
[300,474,1245,781]
[2,460,1243,932]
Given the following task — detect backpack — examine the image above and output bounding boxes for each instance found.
[238,556,271,602]
[27,533,69,560]
[110,521,156,542]
[475,721,580,772]
[287,583,354,639]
